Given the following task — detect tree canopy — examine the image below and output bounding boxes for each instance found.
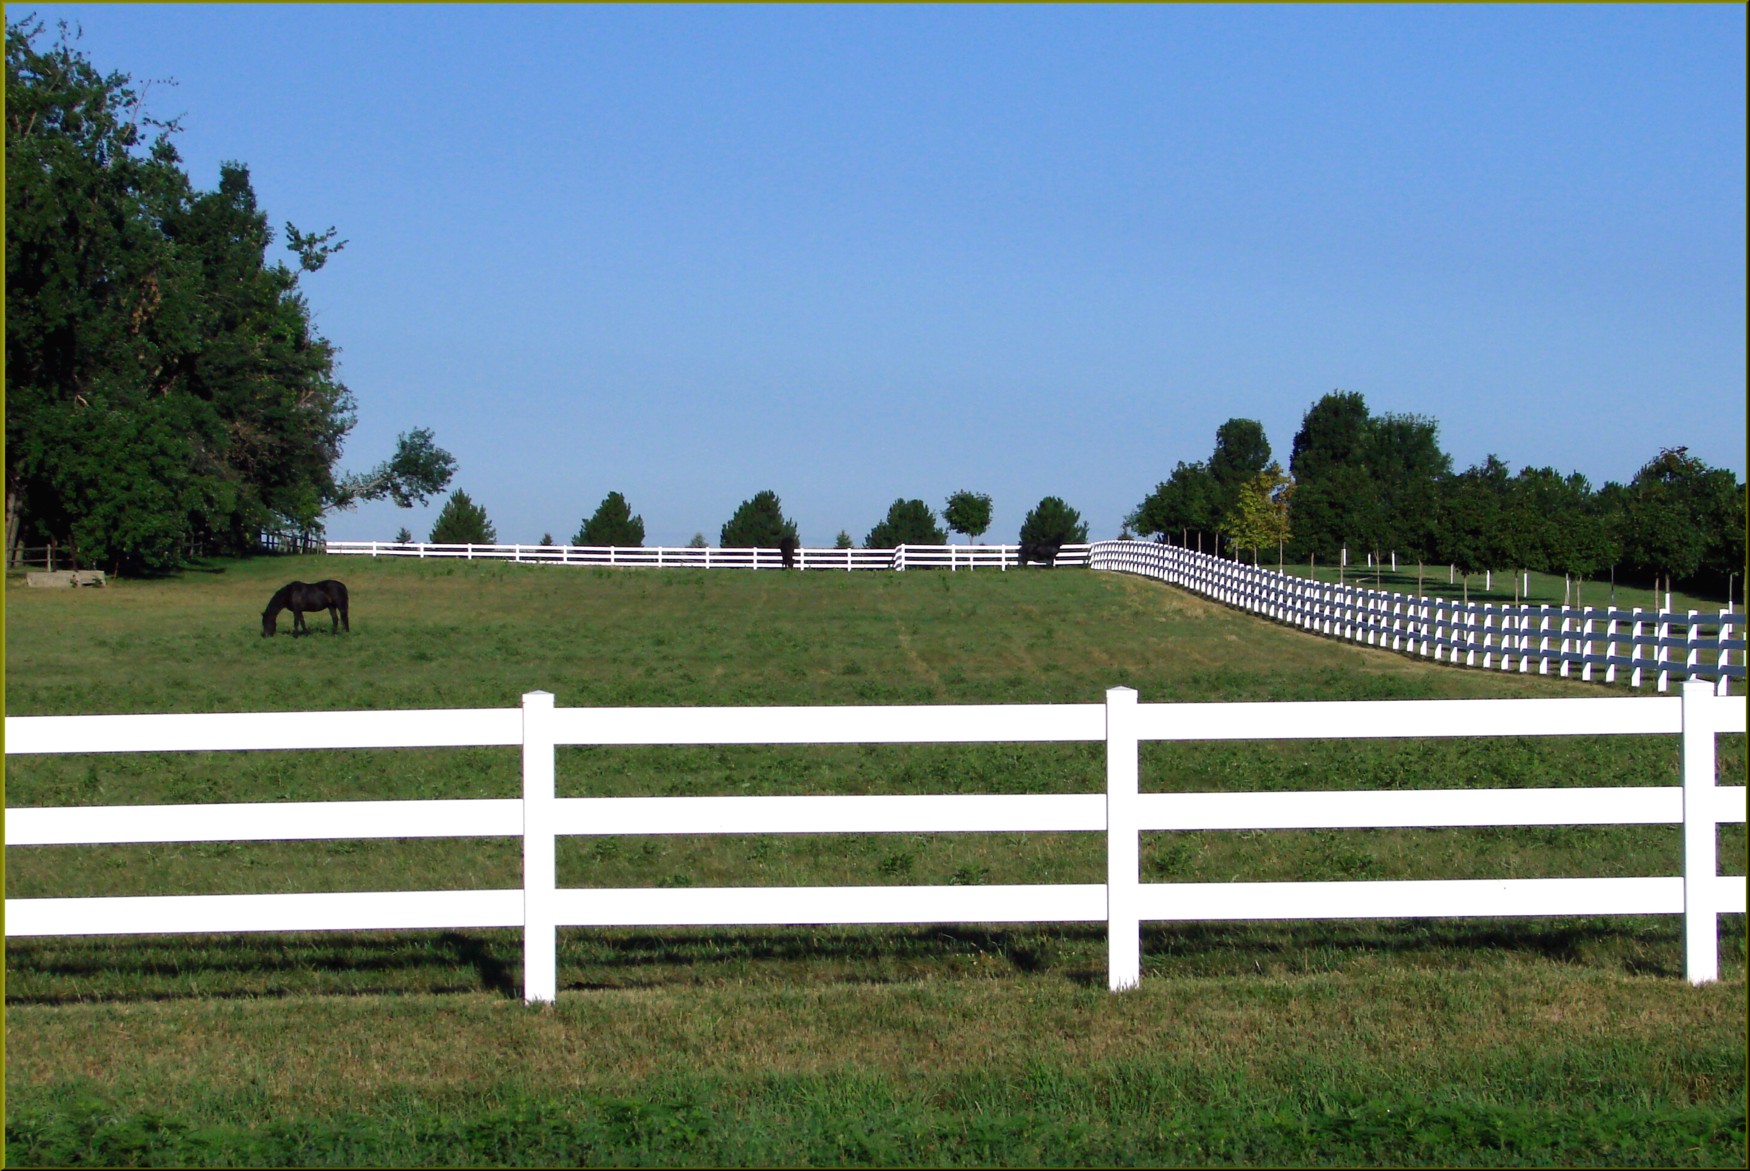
[1219,462,1292,565]
[4,18,451,571]
[943,490,993,543]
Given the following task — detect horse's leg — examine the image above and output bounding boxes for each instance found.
[329,605,339,634]
[293,610,307,636]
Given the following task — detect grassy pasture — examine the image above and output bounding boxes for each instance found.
[4,554,1745,1166]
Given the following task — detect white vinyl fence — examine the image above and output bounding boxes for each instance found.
[323,540,1090,570]
[1090,541,1745,694]
[7,683,1744,1001]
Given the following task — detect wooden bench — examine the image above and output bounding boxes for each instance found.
[25,569,107,588]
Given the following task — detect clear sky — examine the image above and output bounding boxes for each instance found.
[18,3,1748,548]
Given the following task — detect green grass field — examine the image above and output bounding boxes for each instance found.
[5,554,1745,1166]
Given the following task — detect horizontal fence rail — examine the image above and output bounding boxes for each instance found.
[1090,541,1744,694]
[323,540,1090,571]
[6,684,1744,1000]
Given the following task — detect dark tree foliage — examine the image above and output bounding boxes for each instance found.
[427,490,496,545]
[1610,447,1743,589]
[4,19,450,571]
[833,530,854,550]
[1128,460,1220,550]
[720,490,797,548]
[1208,418,1271,522]
[865,499,946,549]
[943,490,993,543]
[1284,392,1448,561]
[1020,496,1089,547]
[573,491,645,547]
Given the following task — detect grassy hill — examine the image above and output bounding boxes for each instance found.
[5,555,1744,1166]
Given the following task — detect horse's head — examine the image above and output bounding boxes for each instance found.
[262,609,277,637]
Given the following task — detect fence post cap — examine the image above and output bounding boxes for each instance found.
[522,690,555,707]
[1105,685,1138,701]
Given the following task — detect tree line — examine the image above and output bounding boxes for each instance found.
[418,488,1091,553]
[5,19,453,573]
[1127,391,1745,597]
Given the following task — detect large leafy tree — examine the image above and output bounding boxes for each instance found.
[865,499,946,548]
[1208,417,1272,525]
[428,489,496,545]
[5,18,450,571]
[1019,496,1088,547]
[1128,460,1220,549]
[942,490,993,544]
[1608,447,1743,592]
[1285,392,1448,561]
[720,490,797,548]
[573,491,645,547]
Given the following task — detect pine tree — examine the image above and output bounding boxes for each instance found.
[428,490,496,544]
[573,491,645,547]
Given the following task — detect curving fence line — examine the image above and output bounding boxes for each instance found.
[1089,541,1743,695]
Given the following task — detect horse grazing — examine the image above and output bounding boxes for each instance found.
[779,535,799,570]
[262,580,350,637]
[1018,536,1065,567]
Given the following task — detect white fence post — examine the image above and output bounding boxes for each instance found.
[522,690,558,1004]
[1106,686,1141,991]
[1681,677,1720,985]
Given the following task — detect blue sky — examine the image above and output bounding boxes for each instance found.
[18,3,1747,547]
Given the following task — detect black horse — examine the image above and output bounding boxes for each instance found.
[779,535,799,570]
[262,580,350,637]
[1018,536,1065,567]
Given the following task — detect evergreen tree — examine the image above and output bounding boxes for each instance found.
[573,491,645,547]
[834,530,854,550]
[1019,497,1089,547]
[428,490,496,544]
[865,499,946,548]
[720,490,796,548]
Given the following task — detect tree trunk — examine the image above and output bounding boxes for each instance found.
[5,486,22,568]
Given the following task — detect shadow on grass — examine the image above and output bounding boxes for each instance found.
[9,914,1731,1005]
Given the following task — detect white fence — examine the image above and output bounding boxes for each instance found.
[323,540,1091,570]
[1091,541,1745,694]
[7,683,1744,1001]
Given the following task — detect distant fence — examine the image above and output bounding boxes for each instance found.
[7,683,1745,1001]
[1090,541,1745,695]
[323,540,1091,570]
